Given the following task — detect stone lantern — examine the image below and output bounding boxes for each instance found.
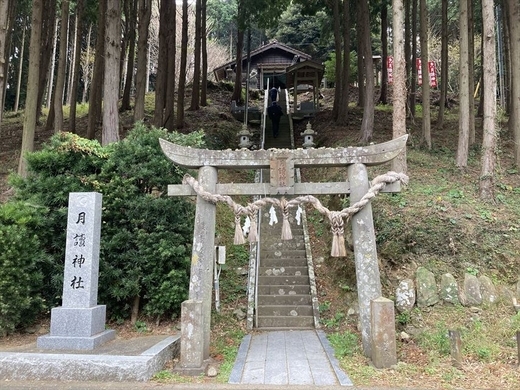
[238,124,253,148]
[300,122,316,148]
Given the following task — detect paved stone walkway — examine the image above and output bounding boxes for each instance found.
[229,330,352,386]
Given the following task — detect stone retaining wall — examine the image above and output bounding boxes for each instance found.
[395,266,520,313]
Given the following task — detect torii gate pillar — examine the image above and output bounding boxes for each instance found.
[348,163,382,358]
[178,166,217,373]
[160,135,408,368]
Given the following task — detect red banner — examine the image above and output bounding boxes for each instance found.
[428,61,437,88]
[416,59,437,88]
[387,56,394,84]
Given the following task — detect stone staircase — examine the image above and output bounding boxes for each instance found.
[263,90,291,150]
[253,88,317,330]
[256,214,315,329]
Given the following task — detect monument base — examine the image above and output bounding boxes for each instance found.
[37,304,115,350]
[48,305,108,336]
[173,360,209,376]
[37,329,116,350]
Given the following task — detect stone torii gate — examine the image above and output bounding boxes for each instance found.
[160,135,408,374]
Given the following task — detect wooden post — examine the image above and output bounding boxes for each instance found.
[449,330,462,369]
[517,331,520,367]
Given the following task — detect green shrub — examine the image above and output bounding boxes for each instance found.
[0,202,49,335]
[9,123,205,321]
[328,331,360,357]
[10,133,104,307]
[416,322,451,356]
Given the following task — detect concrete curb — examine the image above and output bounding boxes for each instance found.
[316,330,354,386]
[0,335,179,382]
[228,334,252,384]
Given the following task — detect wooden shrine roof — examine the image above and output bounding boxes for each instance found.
[285,60,325,89]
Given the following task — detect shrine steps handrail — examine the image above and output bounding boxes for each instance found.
[159,134,408,169]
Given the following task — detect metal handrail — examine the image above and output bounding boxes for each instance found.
[247,80,270,329]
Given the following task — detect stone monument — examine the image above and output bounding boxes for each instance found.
[38,192,115,350]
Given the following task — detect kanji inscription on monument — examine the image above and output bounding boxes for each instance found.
[37,192,115,350]
[269,152,294,194]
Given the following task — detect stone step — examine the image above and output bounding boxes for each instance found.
[258,275,310,286]
[260,240,305,250]
[260,257,308,267]
[256,315,315,329]
[258,266,309,277]
[261,221,303,227]
[257,294,312,306]
[261,249,307,259]
[257,284,310,295]
[257,304,314,317]
[260,222,304,231]
[260,232,305,239]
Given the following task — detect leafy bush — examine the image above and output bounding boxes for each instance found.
[10,133,105,306]
[0,202,49,335]
[328,331,360,357]
[9,123,205,322]
[416,322,451,356]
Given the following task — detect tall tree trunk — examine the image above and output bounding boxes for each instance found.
[164,1,176,131]
[419,0,431,148]
[19,0,43,177]
[479,0,497,200]
[502,0,511,113]
[153,0,168,127]
[130,295,140,324]
[37,0,57,117]
[336,0,350,124]
[392,0,408,174]
[200,0,207,106]
[456,0,470,168]
[87,0,106,140]
[44,15,58,131]
[54,0,70,133]
[409,0,417,119]
[404,0,411,114]
[4,0,15,108]
[437,0,448,127]
[359,0,374,143]
[379,1,388,104]
[331,0,341,121]
[134,0,152,120]
[507,0,520,166]
[176,0,189,128]
[66,13,75,106]
[69,0,84,133]
[356,23,364,108]
[0,0,11,124]
[14,19,26,114]
[121,0,137,112]
[102,0,121,145]
[189,0,201,110]
[231,29,244,104]
[119,0,130,99]
[468,0,475,145]
[477,30,485,117]
[81,24,92,104]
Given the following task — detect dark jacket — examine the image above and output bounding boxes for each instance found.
[268,103,283,122]
[269,87,278,102]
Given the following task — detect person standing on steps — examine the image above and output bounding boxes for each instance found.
[269,85,278,103]
[267,101,283,138]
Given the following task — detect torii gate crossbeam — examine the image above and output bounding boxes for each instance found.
[161,135,408,373]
